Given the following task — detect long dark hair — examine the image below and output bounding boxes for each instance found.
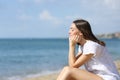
[73,19,105,46]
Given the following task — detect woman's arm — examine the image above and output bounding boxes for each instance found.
[68,44,76,67]
[68,35,94,68]
[76,53,82,60]
[71,54,94,68]
[68,43,93,68]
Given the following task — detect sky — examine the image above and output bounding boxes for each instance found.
[0,0,120,38]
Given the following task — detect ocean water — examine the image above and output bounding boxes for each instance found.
[0,38,120,80]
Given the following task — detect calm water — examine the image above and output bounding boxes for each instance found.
[0,38,120,80]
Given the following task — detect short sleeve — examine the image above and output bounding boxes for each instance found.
[82,41,98,56]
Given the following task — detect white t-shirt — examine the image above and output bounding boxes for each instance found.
[78,40,120,80]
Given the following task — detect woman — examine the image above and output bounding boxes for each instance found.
[57,19,120,80]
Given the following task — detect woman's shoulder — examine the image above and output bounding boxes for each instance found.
[85,40,104,48]
[86,40,98,46]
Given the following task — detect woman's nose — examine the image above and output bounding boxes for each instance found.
[69,31,71,35]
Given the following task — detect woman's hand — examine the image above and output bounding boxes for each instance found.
[69,34,80,46]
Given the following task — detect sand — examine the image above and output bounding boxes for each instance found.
[25,73,58,80]
[25,60,120,80]
[115,60,120,72]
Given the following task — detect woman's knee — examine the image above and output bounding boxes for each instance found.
[63,66,71,70]
[63,66,73,74]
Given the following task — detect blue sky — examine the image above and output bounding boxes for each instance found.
[0,0,120,38]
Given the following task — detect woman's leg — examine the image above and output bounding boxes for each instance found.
[57,66,74,80]
[57,66,103,80]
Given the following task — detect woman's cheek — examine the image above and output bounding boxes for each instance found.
[73,32,78,35]
[70,31,78,37]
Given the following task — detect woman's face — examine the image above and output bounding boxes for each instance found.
[69,23,81,37]
[69,23,85,45]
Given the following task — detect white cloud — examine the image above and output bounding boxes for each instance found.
[80,0,102,8]
[39,10,62,25]
[18,0,29,3]
[65,15,81,20]
[17,14,33,20]
[18,0,56,4]
[79,0,120,10]
[39,10,54,20]
[34,0,43,3]
[104,0,120,10]
[34,0,55,3]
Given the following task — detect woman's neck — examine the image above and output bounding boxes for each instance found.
[79,38,87,47]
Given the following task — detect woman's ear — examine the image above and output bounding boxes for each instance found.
[79,32,83,36]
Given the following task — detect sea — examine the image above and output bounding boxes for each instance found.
[0,38,120,80]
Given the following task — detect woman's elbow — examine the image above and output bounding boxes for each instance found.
[69,64,80,68]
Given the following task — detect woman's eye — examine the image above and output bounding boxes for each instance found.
[70,28,73,31]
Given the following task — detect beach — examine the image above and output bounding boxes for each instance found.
[115,60,120,73]
[25,60,120,80]
[25,73,58,80]
[0,39,120,80]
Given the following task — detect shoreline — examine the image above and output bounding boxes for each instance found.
[24,60,120,80]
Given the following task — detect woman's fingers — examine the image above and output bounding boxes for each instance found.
[69,34,80,43]
[76,35,79,42]
[73,35,80,42]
